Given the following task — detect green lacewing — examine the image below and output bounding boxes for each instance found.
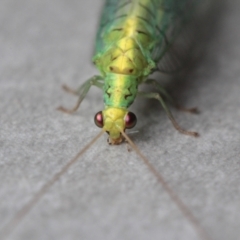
[1,1,212,240]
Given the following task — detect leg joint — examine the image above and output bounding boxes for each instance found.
[155,93,159,98]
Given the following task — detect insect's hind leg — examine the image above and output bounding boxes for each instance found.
[137,91,199,137]
[57,75,104,114]
[144,79,198,114]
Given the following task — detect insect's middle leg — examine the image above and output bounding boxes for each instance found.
[137,91,199,137]
[57,75,104,114]
[144,79,198,114]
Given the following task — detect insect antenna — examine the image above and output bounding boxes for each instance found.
[120,130,212,240]
[0,130,105,240]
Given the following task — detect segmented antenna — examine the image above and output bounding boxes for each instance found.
[120,130,212,240]
[0,130,104,240]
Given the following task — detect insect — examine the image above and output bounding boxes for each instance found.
[58,0,199,144]
[1,1,212,240]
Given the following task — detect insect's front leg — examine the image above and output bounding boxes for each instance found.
[57,75,104,114]
[137,91,199,137]
[144,79,199,114]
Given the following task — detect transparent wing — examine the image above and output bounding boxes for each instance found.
[151,0,199,73]
[94,0,198,73]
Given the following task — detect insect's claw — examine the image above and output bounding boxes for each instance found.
[188,107,199,114]
[176,105,200,114]
[178,130,199,137]
[191,131,200,137]
[57,106,76,114]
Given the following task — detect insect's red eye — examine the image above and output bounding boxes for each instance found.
[94,111,104,128]
[125,112,137,129]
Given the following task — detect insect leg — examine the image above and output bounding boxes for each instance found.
[144,79,198,114]
[137,91,199,137]
[57,75,104,114]
[61,77,104,96]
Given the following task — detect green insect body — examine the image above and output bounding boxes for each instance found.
[59,0,199,144]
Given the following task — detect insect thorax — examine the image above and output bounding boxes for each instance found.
[103,73,138,109]
[94,35,155,77]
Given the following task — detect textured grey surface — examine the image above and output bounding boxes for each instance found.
[0,0,240,240]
